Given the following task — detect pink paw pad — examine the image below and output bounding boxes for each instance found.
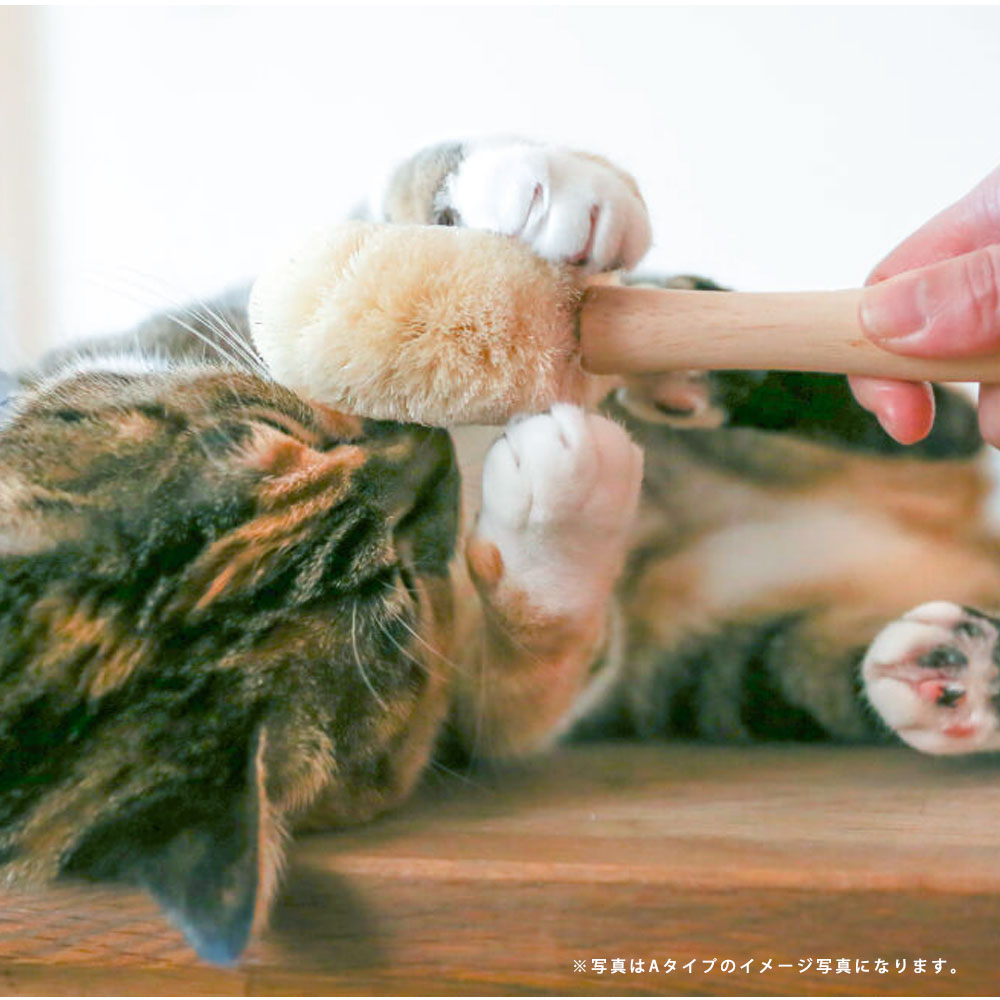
[862,602,1000,755]
[916,677,965,706]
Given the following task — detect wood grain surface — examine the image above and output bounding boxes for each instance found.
[579,284,1000,382]
[1,743,999,996]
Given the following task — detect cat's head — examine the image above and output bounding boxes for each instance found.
[0,362,459,962]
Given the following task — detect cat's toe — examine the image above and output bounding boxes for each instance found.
[616,371,728,429]
[481,405,641,530]
[527,153,650,272]
[474,406,642,612]
[862,602,1000,754]
[446,143,550,240]
[446,143,651,272]
[509,404,641,528]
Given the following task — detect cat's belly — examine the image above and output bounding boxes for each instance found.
[641,497,1000,634]
[696,501,937,611]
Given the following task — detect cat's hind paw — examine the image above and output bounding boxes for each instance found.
[862,602,1000,755]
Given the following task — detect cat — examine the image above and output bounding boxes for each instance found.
[2,136,999,966]
[0,140,645,963]
[372,137,1000,754]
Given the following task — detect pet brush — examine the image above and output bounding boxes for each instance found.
[249,222,997,425]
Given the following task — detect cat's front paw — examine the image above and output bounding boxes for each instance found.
[443,142,651,272]
[862,602,1000,755]
[471,404,643,613]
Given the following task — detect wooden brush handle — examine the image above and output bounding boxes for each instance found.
[580,285,1000,382]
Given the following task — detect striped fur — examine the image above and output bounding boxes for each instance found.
[6,136,1000,965]
[0,360,459,962]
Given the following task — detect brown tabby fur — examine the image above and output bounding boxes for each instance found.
[0,362,463,960]
[2,140,1000,962]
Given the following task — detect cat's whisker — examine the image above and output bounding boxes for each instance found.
[189,297,263,365]
[193,420,256,474]
[185,299,271,381]
[91,273,248,378]
[100,269,265,379]
[367,574,455,681]
[122,274,268,381]
[375,616,446,686]
[391,610,459,675]
[479,600,541,662]
[350,600,389,711]
[163,312,254,374]
[427,758,490,790]
[193,433,231,474]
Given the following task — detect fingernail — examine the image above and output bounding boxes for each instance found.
[859,275,929,342]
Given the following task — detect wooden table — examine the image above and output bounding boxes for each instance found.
[1,743,999,995]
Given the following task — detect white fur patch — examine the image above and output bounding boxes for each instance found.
[694,502,936,613]
[474,404,643,616]
[444,142,652,273]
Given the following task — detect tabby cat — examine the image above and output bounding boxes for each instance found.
[2,138,999,963]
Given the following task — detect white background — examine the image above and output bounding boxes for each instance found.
[2,5,1000,367]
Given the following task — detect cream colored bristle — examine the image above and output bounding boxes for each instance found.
[249,222,592,425]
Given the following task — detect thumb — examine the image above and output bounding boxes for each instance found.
[859,244,1000,357]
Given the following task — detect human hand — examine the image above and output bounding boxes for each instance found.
[851,165,1000,446]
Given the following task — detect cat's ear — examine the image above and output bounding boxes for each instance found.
[136,728,283,965]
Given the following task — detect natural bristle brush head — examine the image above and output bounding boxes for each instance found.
[248,222,600,426]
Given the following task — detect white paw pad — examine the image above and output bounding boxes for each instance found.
[862,602,1000,755]
[474,404,643,611]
